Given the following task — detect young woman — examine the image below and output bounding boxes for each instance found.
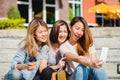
[59,17,108,80]
[9,18,49,80]
[39,20,70,80]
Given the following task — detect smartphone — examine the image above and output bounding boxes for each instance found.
[100,47,109,62]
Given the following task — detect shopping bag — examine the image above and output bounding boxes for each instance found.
[51,70,67,80]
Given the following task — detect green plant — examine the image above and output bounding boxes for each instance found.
[0,19,26,29]
[7,6,21,19]
[69,7,74,21]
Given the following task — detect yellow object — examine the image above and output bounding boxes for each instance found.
[108,5,120,13]
[105,6,120,20]
[89,3,109,14]
[51,70,67,80]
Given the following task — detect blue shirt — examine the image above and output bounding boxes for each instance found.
[11,42,49,80]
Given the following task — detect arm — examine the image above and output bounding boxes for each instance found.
[50,57,66,70]
[39,59,48,73]
[17,62,36,71]
[64,52,90,67]
[11,49,36,70]
[88,44,104,68]
[16,63,27,70]
[39,58,65,73]
[11,49,26,70]
[64,52,103,68]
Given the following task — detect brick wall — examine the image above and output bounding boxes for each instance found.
[0,0,17,18]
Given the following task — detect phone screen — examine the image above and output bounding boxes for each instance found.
[100,47,109,62]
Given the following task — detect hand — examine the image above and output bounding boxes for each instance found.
[26,62,36,71]
[90,54,104,68]
[89,59,104,68]
[57,57,66,70]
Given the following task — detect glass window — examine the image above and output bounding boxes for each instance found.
[18,0,28,2]
[75,4,81,16]
[46,7,55,24]
[46,0,55,4]
[43,0,58,25]
[75,0,81,1]
[68,0,82,21]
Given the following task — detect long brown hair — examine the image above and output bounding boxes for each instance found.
[19,17,49,56]
[50,20,70,44]
[70,17,93,56]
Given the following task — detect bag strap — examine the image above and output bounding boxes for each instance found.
[65,61,72,75]
[24,51,28,63]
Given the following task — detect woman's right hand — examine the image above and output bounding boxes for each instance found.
[25,62,36,71]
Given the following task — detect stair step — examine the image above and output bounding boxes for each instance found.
[0,38,22,48]
[0,63,11,78]
[94,36,120,48]
[96,49,120,62]
[104,62,120,79]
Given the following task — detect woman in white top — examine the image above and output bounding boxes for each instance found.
[59,17,107,80]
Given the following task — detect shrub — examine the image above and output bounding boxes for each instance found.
[0,19,26,29]
[0,6,26,29]
[7,6,21,19]
[69,7,74,21]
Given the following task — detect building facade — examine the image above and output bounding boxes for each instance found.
[0,0,17,19]
[0,0,120,27]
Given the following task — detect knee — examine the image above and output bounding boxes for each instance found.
[75,65,84,74]
[12,69,22,79]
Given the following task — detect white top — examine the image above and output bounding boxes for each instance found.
[59,40,96,74]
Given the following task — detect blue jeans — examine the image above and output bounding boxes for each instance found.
[69,64,108,80]
[4,69,23,80]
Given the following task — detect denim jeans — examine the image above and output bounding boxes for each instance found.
[4,69,24,80]
[69,64,108,80]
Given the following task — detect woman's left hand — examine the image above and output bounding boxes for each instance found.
[57,57,66,70]
[90,54,104,68]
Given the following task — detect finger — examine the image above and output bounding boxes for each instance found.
[61,57,66,61]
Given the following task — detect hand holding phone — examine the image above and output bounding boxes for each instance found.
[100,47,109,62]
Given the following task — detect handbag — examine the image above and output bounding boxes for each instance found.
[51,70,67,80]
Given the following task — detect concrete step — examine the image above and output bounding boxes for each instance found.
[0,38,22,49]
[104,62,120,80]
[0,63,11,78]
[96,49,120,62]
[94,36,120,48]
[0,61,119,80]
[90,27,120,37]
[0,30,26,38]
[1,49,120,62]
[0,53,16,63]
[0,28,120,80]
[0,27,120,38]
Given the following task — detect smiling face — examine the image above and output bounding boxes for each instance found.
[35,25,48,44]
[70,21,84,43]
[58,25,68,44]
[50,20,69,45]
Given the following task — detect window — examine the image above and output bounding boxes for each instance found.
[18,0,28,2]
[17,0,59,26]
[43,0,59,25]
[17,0,29,22]
[68,0,82,21]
